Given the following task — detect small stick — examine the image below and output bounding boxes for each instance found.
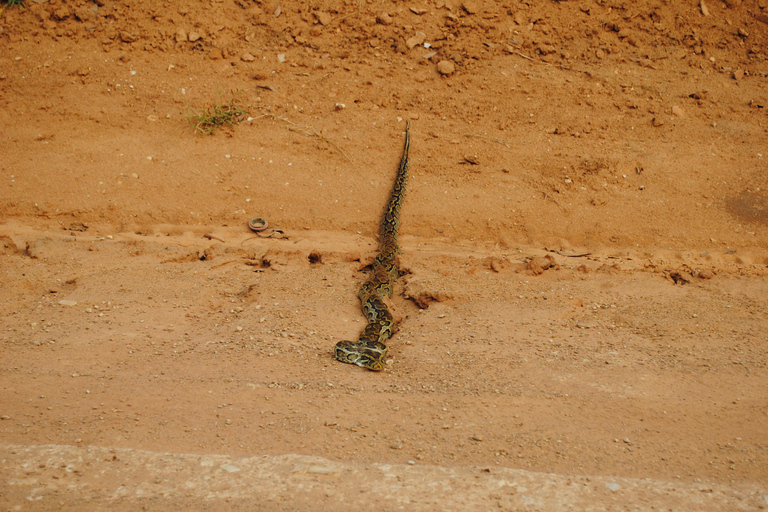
[514,51,535,61]
[249,111,355,166]
[513,51,589,74]
[203,233,226,242]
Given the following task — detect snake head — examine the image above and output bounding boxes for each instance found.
[357,356,385,371]
[357,342,388,371]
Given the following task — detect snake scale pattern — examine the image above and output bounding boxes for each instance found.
[334,123,410,371]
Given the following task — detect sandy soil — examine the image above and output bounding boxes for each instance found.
[1,0,768,507]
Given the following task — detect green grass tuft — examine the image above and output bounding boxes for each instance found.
[186,95,250,135]
[3,0,26,7]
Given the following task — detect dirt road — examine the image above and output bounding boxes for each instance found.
[1,0,767,509]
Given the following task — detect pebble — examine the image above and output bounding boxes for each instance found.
[376,13,393,25]
[277,53,286,63]
[188,31,201,42]
[698,269,714,279]
[406,32,426,50]
[175,28,187,43]
[241,53,255,62]
[437,60,455,76]
[462,0,480,14]
[651,117,664,127]
[471,435,484,442]
[671,105,685,117]
[606,482,621,491]
[315,11,332,26]
[58,300,77,306]
[221,464,241,473]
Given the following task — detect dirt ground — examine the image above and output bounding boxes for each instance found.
[2,0,768,507]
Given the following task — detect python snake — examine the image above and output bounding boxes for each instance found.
[334,123,410,371]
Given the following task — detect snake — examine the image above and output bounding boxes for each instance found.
[334,122,410,371]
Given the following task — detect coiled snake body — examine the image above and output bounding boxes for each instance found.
[335,123,410,371]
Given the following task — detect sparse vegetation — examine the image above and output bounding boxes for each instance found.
[186,94,250,135]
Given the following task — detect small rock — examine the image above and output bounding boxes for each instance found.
[437,60,455,76]
[606,482,621,491]
[208,48,224,60]
[668,271,693,285]
[175,28,187,43]
[119,31,136,43]
[529,255,555,275]
[689,90,707,101]
[463,154,480,165]
[0,415,10,420]
[471,435,484,441]
[671,105,686,117]
[58,300,78,306]
[651,117,664,127]
[733,69,745,81]
[376,13,393,25]
[277,53,286,63]
[188,31,201,42]
[334,103,346,111]
[52,7,70,20]
[700,0,710,16]
[241,53,255,62]
[698,269,715,279]
[315,11,332,26]
[0,235,18,253]
[76,67,90,77]
[462,0,480,14]
[221,464,241,473]
[406,32,426,49]
[490,258,507,273]
[68,221,88,232]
